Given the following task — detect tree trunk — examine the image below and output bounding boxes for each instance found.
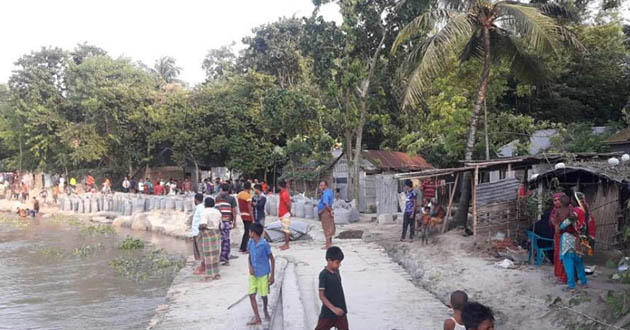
[351,108,366,203]
[193,161,199,193]
[454,25,492,230]
[344,131,354,201]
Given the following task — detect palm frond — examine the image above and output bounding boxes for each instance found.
[494,2,562,55]
[534,2,578,21]
[401,13,475,106]
[391,9,452,54]
[459,28,483,61]
[440,0,476,12]
[493,31,547,84]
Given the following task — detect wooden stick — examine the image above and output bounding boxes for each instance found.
[441,173,459,234]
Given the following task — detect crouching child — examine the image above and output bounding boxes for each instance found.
[247,223,275,325]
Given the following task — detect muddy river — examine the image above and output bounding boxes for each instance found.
[0,215,190,330]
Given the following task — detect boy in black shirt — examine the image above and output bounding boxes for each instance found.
[315,246,348,330]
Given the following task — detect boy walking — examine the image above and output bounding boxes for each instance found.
[247,223,275,326]
[315,246,348,330]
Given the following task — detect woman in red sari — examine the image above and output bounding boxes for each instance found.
[549,193,569,284]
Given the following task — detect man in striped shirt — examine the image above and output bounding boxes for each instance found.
[216,184,237,265]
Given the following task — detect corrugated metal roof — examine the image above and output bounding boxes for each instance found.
[361,150,433,172]
[605,127,630,145]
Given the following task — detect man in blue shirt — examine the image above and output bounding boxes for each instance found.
[190,193,206,274]
[401,179,417,242]
[318,180,336,250]
[247,223,275,326]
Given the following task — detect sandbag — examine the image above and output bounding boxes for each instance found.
[304,199,314,219]
[294,199,305,218]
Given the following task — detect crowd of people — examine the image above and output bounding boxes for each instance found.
[185,177,494,330]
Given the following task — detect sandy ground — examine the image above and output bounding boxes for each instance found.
[148,219,449,330]
[356,221,629,330]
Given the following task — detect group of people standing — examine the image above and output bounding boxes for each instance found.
[549,191,597,291]
[187,178,349,329]
[121,177,192,195]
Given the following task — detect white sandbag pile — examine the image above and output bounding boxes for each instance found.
[264,220,309,242]
[332,199,360,224]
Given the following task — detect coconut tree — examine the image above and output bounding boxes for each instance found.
[392,0,580,230]
[153,56,182,84]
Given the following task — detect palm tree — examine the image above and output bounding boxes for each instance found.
[392,0,580,230]
[153,56,182,84]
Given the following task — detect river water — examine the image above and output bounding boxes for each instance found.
[0,215,190,330]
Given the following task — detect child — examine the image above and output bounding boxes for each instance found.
[443,290,468,330]
[33,197,40,215]
[52,184,59,204]
[247,223,275,326]
[315,246,348,330]
[462,302,495,330]
[39,189,48,204]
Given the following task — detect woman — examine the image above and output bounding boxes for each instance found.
[559,199,587,290]
[573,192,596,256]
[198,197,222,281]
[549,193,569,284]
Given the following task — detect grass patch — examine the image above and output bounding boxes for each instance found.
[606,290,630,319]
[119,236,145,250]
[71,243,105,257]
[109,248,185,282]
[79,225,115,236]
[39,246,65,260]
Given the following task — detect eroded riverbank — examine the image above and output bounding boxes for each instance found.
[0,213,189,330]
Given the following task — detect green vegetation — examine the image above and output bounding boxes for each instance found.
[606,290,630,319]
[79,225,115,237]
[39,246,65,260]
[72,243,104,257]
[109,249,185,282]
[119,236,145,250]
[0,0,627,194]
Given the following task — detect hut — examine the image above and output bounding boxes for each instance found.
[528,160,630,250]
[332,150,433,213]
[603,126,630,154]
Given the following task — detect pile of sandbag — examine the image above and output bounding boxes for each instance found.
[264,220,310,242]
[332,199,360,224]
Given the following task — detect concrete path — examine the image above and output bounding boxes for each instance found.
[149,221,448,330]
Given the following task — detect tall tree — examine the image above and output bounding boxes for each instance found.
[153,56,182,85]
[393,0,580,229]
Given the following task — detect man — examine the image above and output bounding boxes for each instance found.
[235,179,243,194]
[85,172,95,190]
[278,179,292,250]
[190,193,205,274]
[153,181,164,195]
[253,184,267,226]
[215,178,222,193]
[122,176,131,193]
[401,179,417,242]
[318,181,335,250]
[237,182,255,253]
[216,183,237,265]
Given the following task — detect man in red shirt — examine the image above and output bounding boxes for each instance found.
[153,181,164,195]
[278,179,291,250]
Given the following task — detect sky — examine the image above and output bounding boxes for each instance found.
[0,0,342,85]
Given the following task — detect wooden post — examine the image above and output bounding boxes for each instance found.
[441,173,459,233]
[473,167,479,236]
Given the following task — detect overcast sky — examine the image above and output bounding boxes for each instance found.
[0,0,341,85]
